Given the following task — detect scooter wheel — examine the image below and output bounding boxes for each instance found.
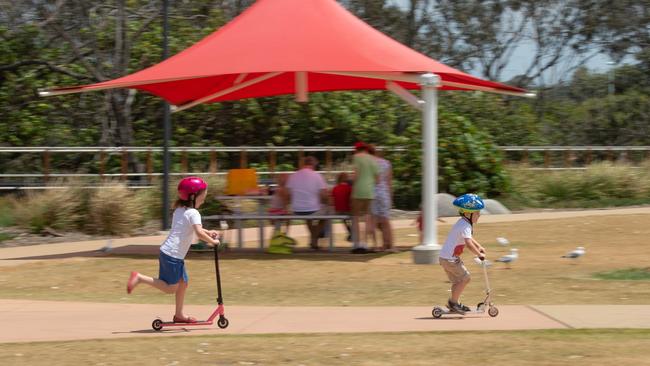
[152,318,163,331]
[488,306,499,317]
[476,302,485,312]
[432,307,443,319]
[217,317,229,329]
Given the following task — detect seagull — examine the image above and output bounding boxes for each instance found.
[99,239,113,253]
[496,237,510,246]
[496,248,518,268]
[562,246,585,260]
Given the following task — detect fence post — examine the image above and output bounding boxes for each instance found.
[209,149,217,174]
[606,148,613,162]
[544,149,550,168]
[269,149,276,175]
[325,149,332,179]
[146,149,153,184]
[121,149,128,181]
[240,149,247,168]
[585,149,592,165]
[99,150,106,182]
[42,150,50,184]
[522,149,529,165]
[298,149,304,169]
[564,150,572,168]
[181,149,188,173]
[620,150,628,164]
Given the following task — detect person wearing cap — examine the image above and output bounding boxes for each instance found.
[350,142,379,253]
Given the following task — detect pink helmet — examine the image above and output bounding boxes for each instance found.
[177,177,208,200]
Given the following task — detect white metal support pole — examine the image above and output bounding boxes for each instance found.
[412,73,441,264]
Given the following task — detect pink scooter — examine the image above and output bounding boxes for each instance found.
[152,242,229,331]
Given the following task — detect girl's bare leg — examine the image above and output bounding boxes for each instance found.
[175,279,188,318]
[131,273,178,294]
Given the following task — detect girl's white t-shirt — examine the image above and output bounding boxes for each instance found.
[439,218,473,260]
[160,207,202,259]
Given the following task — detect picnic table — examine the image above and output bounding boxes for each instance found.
[203,213,354,251]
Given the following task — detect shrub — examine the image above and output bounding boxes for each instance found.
[0,197,14,227]
[11,189,80,233]
[506,162,650,208]
[86,184,145,235]
[387,111,509,209]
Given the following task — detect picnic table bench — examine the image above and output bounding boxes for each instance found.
[203,213,355,251]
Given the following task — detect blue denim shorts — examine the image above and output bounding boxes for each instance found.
[158,251,188,285]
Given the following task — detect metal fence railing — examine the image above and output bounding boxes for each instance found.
[0,146,394,189]
[1,145,648,189]
[500,145,650,169]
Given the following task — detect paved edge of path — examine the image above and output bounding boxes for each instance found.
[1,299,648,343]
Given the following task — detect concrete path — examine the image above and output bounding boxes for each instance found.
[1,299,649,343]
[2,207,649,262]
[0,299,557,343]
[531,305,650,329]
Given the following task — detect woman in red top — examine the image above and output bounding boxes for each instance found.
[331,172,352,241]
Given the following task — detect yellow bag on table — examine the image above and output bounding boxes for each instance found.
[225,169,258,195]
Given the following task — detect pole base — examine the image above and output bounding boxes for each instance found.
[412,244,441,264]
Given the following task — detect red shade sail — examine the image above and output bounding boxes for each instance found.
[42,0,527,109]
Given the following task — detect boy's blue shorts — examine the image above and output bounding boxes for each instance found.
[158,251,188,285]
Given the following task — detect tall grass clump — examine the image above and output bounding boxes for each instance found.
[87,184,145,235]
[11,189,81,233]
[506,162,650,208]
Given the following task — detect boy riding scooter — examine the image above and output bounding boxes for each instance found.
[438,193,487,314]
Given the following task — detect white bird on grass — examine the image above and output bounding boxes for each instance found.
[496,237,510,246]
[99,239,113,253]
[496,248,519,268]
[562,246,585,260]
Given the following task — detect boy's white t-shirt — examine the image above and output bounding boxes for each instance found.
[160,207,202,259]
[439,218,473,260]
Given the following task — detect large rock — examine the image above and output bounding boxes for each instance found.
[436,193,458,217]
[483,198,511,215]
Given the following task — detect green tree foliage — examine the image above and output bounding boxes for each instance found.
[0,0,648,210]
[389,111,509,209]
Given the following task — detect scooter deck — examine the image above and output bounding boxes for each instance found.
[159,320,214,327]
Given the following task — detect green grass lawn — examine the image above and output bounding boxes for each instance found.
[1,329,649,366]
[595,268,650,281]
[1,214,649,306]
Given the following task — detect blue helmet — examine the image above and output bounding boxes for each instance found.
[453,194,485,213]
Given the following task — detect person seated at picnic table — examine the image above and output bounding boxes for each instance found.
[268,173,291,234]
[330,172,353,241]
[286,156,329,250]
